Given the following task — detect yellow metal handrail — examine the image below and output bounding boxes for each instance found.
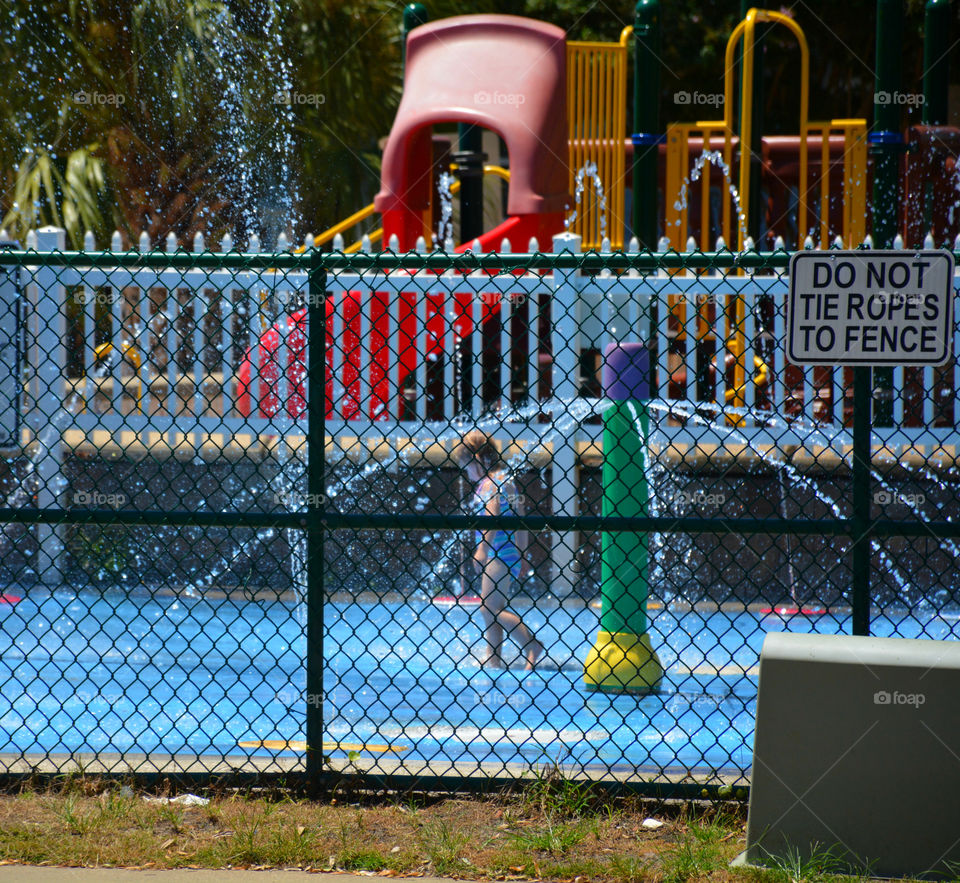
[306,164,511,254]
[565,26,632,250]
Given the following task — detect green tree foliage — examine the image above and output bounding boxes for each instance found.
[0,0,955,246]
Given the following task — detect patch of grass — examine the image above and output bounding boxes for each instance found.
[0,783,750,877]
[60,793,96,835]
[610,853,651,883]
[759,841,872,883]
[658,813,739,883]
[520,761,599,818]
[509,816,590,856]
[337,847,390,871]
[418,818,469,875]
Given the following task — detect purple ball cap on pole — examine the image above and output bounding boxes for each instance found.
[603,342,650,401]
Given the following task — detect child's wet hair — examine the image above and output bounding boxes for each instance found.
[454,430,500,469]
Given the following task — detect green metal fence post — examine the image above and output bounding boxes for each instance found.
[851,366,872,636]
[401,3,427,73]
[871,0,902,248]
[585,343,663,692]
[306,249,327,787]
[923,0,950,125]
[871,0,902,424]
[632,0,661,249]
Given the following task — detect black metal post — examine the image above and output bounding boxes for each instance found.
[923,0,950,126]
[455,124,486,244]
[871,0,903,248]
[851,365,872,636]
[633,0,661,249]
[306,250,327,786]
[871,0,902,424]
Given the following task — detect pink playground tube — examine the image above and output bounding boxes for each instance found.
[238,14,571,421]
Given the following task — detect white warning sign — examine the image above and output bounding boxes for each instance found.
[788,251,954,366]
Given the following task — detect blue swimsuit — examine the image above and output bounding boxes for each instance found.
[475,476,522,575]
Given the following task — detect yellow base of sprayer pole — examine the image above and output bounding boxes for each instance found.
[584,630,663,693]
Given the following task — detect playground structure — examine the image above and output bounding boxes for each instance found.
[312,3,957,256]
[238,2,959,431]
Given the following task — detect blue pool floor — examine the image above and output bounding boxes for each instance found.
[0,588,956,777]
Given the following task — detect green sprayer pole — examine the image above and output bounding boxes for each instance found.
[871,0,902,248]
[585,343,663,693]
[632,0,661,249]
[923,0,950,125]
[306,252,327,786]
[402,3,427,73]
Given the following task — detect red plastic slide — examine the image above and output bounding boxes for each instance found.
[238,15,572,420]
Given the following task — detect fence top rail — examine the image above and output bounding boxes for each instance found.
[5,247,960,273]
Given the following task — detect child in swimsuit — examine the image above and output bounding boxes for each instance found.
[456,430,543,670]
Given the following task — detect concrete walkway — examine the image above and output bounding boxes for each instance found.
[0,868,456,883]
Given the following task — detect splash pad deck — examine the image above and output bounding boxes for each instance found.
[0,587,955,785]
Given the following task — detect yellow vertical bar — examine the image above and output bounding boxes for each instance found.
[736,11,757,252]
[820,126,830,247]
[723,128,732,244]
[665,124,682,249]
[566,44,573,236]
[850,124,867,245]
[614,46,627,247]
[842,127,853,245]
[680,127,690,247]
[701,128,711,249]
[799,124,809,248]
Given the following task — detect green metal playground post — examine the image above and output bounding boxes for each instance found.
[871,1,901,427]
[402,3,428,72]
[632,0,661,249]
[871,0,902,249]
[306,252,327,785]
[923,0,950,126]
[584,343,663,692]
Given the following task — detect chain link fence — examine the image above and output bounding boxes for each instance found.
[0,231,957,795]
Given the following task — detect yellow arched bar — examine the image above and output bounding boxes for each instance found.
[305,164,512,254]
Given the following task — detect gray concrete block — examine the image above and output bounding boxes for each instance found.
[743,631,960,879]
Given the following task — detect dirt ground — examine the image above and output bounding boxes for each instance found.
[0,776,758,881]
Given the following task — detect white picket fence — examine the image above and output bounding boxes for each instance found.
[9,225,960,583]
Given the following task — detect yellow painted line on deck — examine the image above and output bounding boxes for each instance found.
[589,601,663,610]
[238,740,408,753]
